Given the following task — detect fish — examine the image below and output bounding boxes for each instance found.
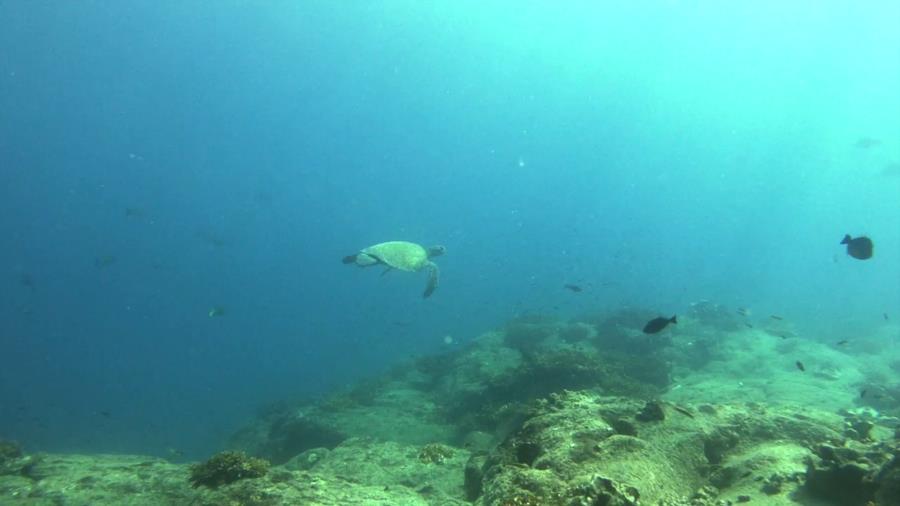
[736,307,750,316]
[670,405,694,418]
[841,234,873,260]
[836,340,849,346]
[18,273,35,290]
[855,137,882,149]
[165,448,185,460]
[860,389,867,398]
[94,255,117,268]
[208,306,226,317]
[744,323,754,328]
[764,328,795,339]
[196,229,227,248]
[884,313,889,321]
[795,361,805,372]
[881,161,900,177]
[769,315,784,321]
[563,284,583,292]
[643,315,677,334]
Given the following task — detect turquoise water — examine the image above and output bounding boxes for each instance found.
[1,1,898,460]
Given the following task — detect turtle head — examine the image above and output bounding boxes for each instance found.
[427,245,446,258]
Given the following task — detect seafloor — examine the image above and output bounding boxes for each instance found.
[2,303,899,505]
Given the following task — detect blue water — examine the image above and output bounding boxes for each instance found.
[1,2,898,459]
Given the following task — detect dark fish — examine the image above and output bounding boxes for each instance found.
[836,340,849,346]
[166,448,185,459]
[736,307,749,316]
[18,273,35,290]
[94,255,117,268]
[881,161,900,177]
[254,191,274,204]
[643,315,677,334]
[841,234,873,260]
[770,315,783,321]
[670,405,694,418]
[563,284,583,292]
[196,230,227,248]
[884,313,889,321]
[98,410,111,418]
[764,328,794,339]
[744,322,754,328]
[795,361,805,372]
[124,207,144,218]
[860,389,867,398]
[855,137,882,149]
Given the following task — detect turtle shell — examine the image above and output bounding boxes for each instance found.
[361,241,428,272]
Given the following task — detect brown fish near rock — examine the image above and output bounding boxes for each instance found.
[841,234,873,260]
[643,315,676,334]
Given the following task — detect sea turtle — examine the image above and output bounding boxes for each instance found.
[342,241,445,298]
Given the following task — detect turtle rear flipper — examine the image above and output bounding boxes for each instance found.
[342,254,358,264]
[423,262,439,298]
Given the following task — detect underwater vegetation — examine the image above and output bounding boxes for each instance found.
[208,298,900,504]
[0,439,28,476]
[418,443,455,464]
[466,390,900,506]
[230,407,347,465]
[0,440,22,463]
[3,295,899,504]
[189,451,270,489]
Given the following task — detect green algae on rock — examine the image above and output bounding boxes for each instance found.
[419,443,455,464]
[0,454,196,505]
[0,440,22,462]
[189,451,270,489]
[306,437,471,504]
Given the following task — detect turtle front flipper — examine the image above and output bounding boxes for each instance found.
[423,261,439,298]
